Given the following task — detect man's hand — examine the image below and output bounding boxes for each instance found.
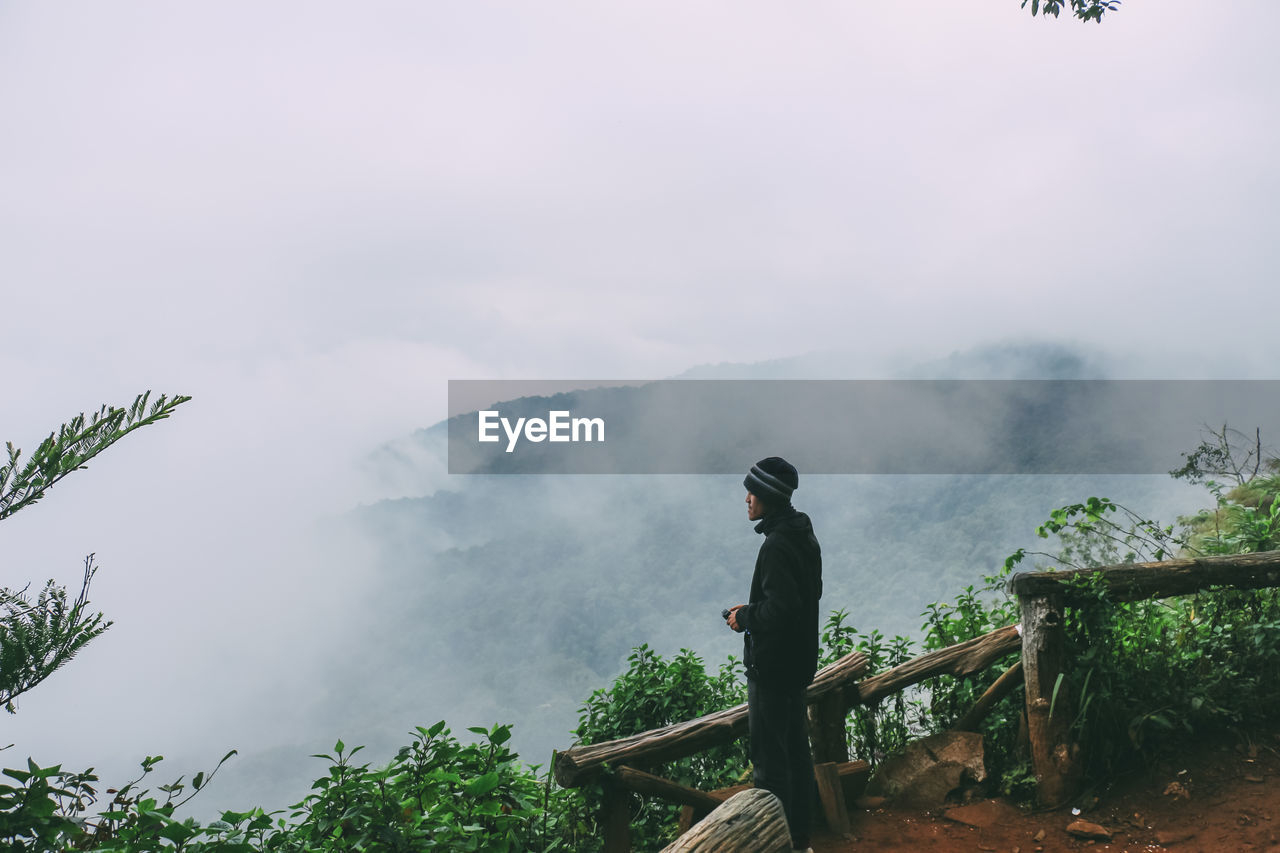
[726,605,746,632]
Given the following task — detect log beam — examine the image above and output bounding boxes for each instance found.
[612,766,723,814]
[854,625,1022,707]
[1010,550,1280,604]
[556,651,868,788]
[953,661,1024,733]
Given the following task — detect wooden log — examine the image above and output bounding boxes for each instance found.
[558,703,747,790]
[679,763,871,834]
[660,788,792,853]
[807,649,871,700]
[1019,593,1078,808]
[612,765,723,814]
[677,784,750,835]
[814,761,851,836]
[1010,550,1280,604]
[953,660,1025,733]
[807,693,849,765]
[556,651,868,788]
[854,625,1022,707]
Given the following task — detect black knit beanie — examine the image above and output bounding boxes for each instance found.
[744,457,798,506]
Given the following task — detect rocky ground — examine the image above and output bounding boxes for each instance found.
[816,728,1280,852]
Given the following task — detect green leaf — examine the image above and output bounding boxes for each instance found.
[465,771,502,797]
[1048,672,1065,721]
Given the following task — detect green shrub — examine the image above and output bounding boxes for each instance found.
[572,645,748,851]
[1,724,578,852]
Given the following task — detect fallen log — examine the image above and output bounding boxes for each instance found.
[660,788,791,853]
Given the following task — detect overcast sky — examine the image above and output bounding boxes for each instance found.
[2,0,1278,807]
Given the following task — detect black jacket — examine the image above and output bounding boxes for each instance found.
[740,506,823,687]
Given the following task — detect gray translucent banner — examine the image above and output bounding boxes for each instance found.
[446,380,1280,475]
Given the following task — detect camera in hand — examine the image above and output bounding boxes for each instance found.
[721,608,731,621]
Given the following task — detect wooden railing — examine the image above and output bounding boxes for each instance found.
[1010,550,1280,807]
[556,625,1021,851]
[555,549,1280,851]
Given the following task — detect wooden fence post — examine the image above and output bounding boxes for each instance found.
[807,691,849,765]
[1018,593,1079,807]
[813,761,851,836]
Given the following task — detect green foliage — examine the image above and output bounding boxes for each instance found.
[1021,0,1120,23]
[0,556,112,713]
[0,725,579,852]
[0,758,84,851]
[0,751,244,852]
[1,391,190,714]
[272,724,556,852]
[852,629,919,766]
[1182,477,1280,555]
[917,576,1023,787]
[820,610,923,766]
[1,392,191,522]
[1058,579,1280,781]
[573,645,747,851]
[1036,496,1182,565]
[1002,434,1280,795]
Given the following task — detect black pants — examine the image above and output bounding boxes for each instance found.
[747,677,814,847]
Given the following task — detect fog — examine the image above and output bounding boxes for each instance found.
[1,0,1278,817]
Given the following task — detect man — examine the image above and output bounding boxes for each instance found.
[726,456,823,853]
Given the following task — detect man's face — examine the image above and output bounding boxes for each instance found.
[746,491,768,521]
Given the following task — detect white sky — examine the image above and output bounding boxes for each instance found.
[1,0,1277,807]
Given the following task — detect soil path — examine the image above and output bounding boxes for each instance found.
[813,729,1280,853]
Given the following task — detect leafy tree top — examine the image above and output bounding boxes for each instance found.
[1022,0,1121,23]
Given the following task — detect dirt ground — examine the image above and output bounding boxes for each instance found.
[815,728,1280,853]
